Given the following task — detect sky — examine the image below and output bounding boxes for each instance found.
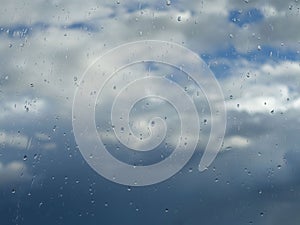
[1,0,300,224]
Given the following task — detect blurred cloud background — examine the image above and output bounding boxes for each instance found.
[0,0,300,224]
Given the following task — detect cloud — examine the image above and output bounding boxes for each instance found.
[0,161,31,186]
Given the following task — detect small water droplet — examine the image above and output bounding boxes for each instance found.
[166,0,171,6]
[277,165,282,169]
[177,16,182,22]
[165,208,169,213]
[229,34,234,38]
[11,189,16,194]
[23,155,27,161]
[257,45,261,51]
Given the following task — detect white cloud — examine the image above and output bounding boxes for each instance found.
[0,161,31,185]
[0,131,29,149]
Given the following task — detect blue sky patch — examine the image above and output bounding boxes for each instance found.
[229,8,264,27]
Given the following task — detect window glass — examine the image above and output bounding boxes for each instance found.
[1,1,300,225]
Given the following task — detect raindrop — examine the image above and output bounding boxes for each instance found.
[73,76,78,82]
[11,189,16,194]
[188,168,193,173]
[9,43,12,48]
[166,0,171,6]
[23,155,27,161]
[165,208,169,213]
[257,45,262,51]
[229,34,234,38]
[277,165,282,169]
[225,146,232,151]
[177,16,182,22]
[258,190,263,195]
[260,212,264,217]
[104,202,108,207]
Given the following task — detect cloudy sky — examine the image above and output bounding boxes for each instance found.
[1,0,300,224]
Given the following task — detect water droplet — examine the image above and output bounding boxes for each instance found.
[225,146,232,151]
[177,16,182,22]
[257,45,261,51]
[229,34,234,38]
[73,76,78,82]
[277,165,282,169]
[9,43,12,48]
[23,155,27,161]
[166,0,171,6]
[260,212,264,217]
[215,178,219,182]
[127,186,131,191]
[104,202,108,207]
[258,190,263,195]
[11,189,16,194]
[188,168,193,173]
[116,0,120,4]
[165,208,169,213]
